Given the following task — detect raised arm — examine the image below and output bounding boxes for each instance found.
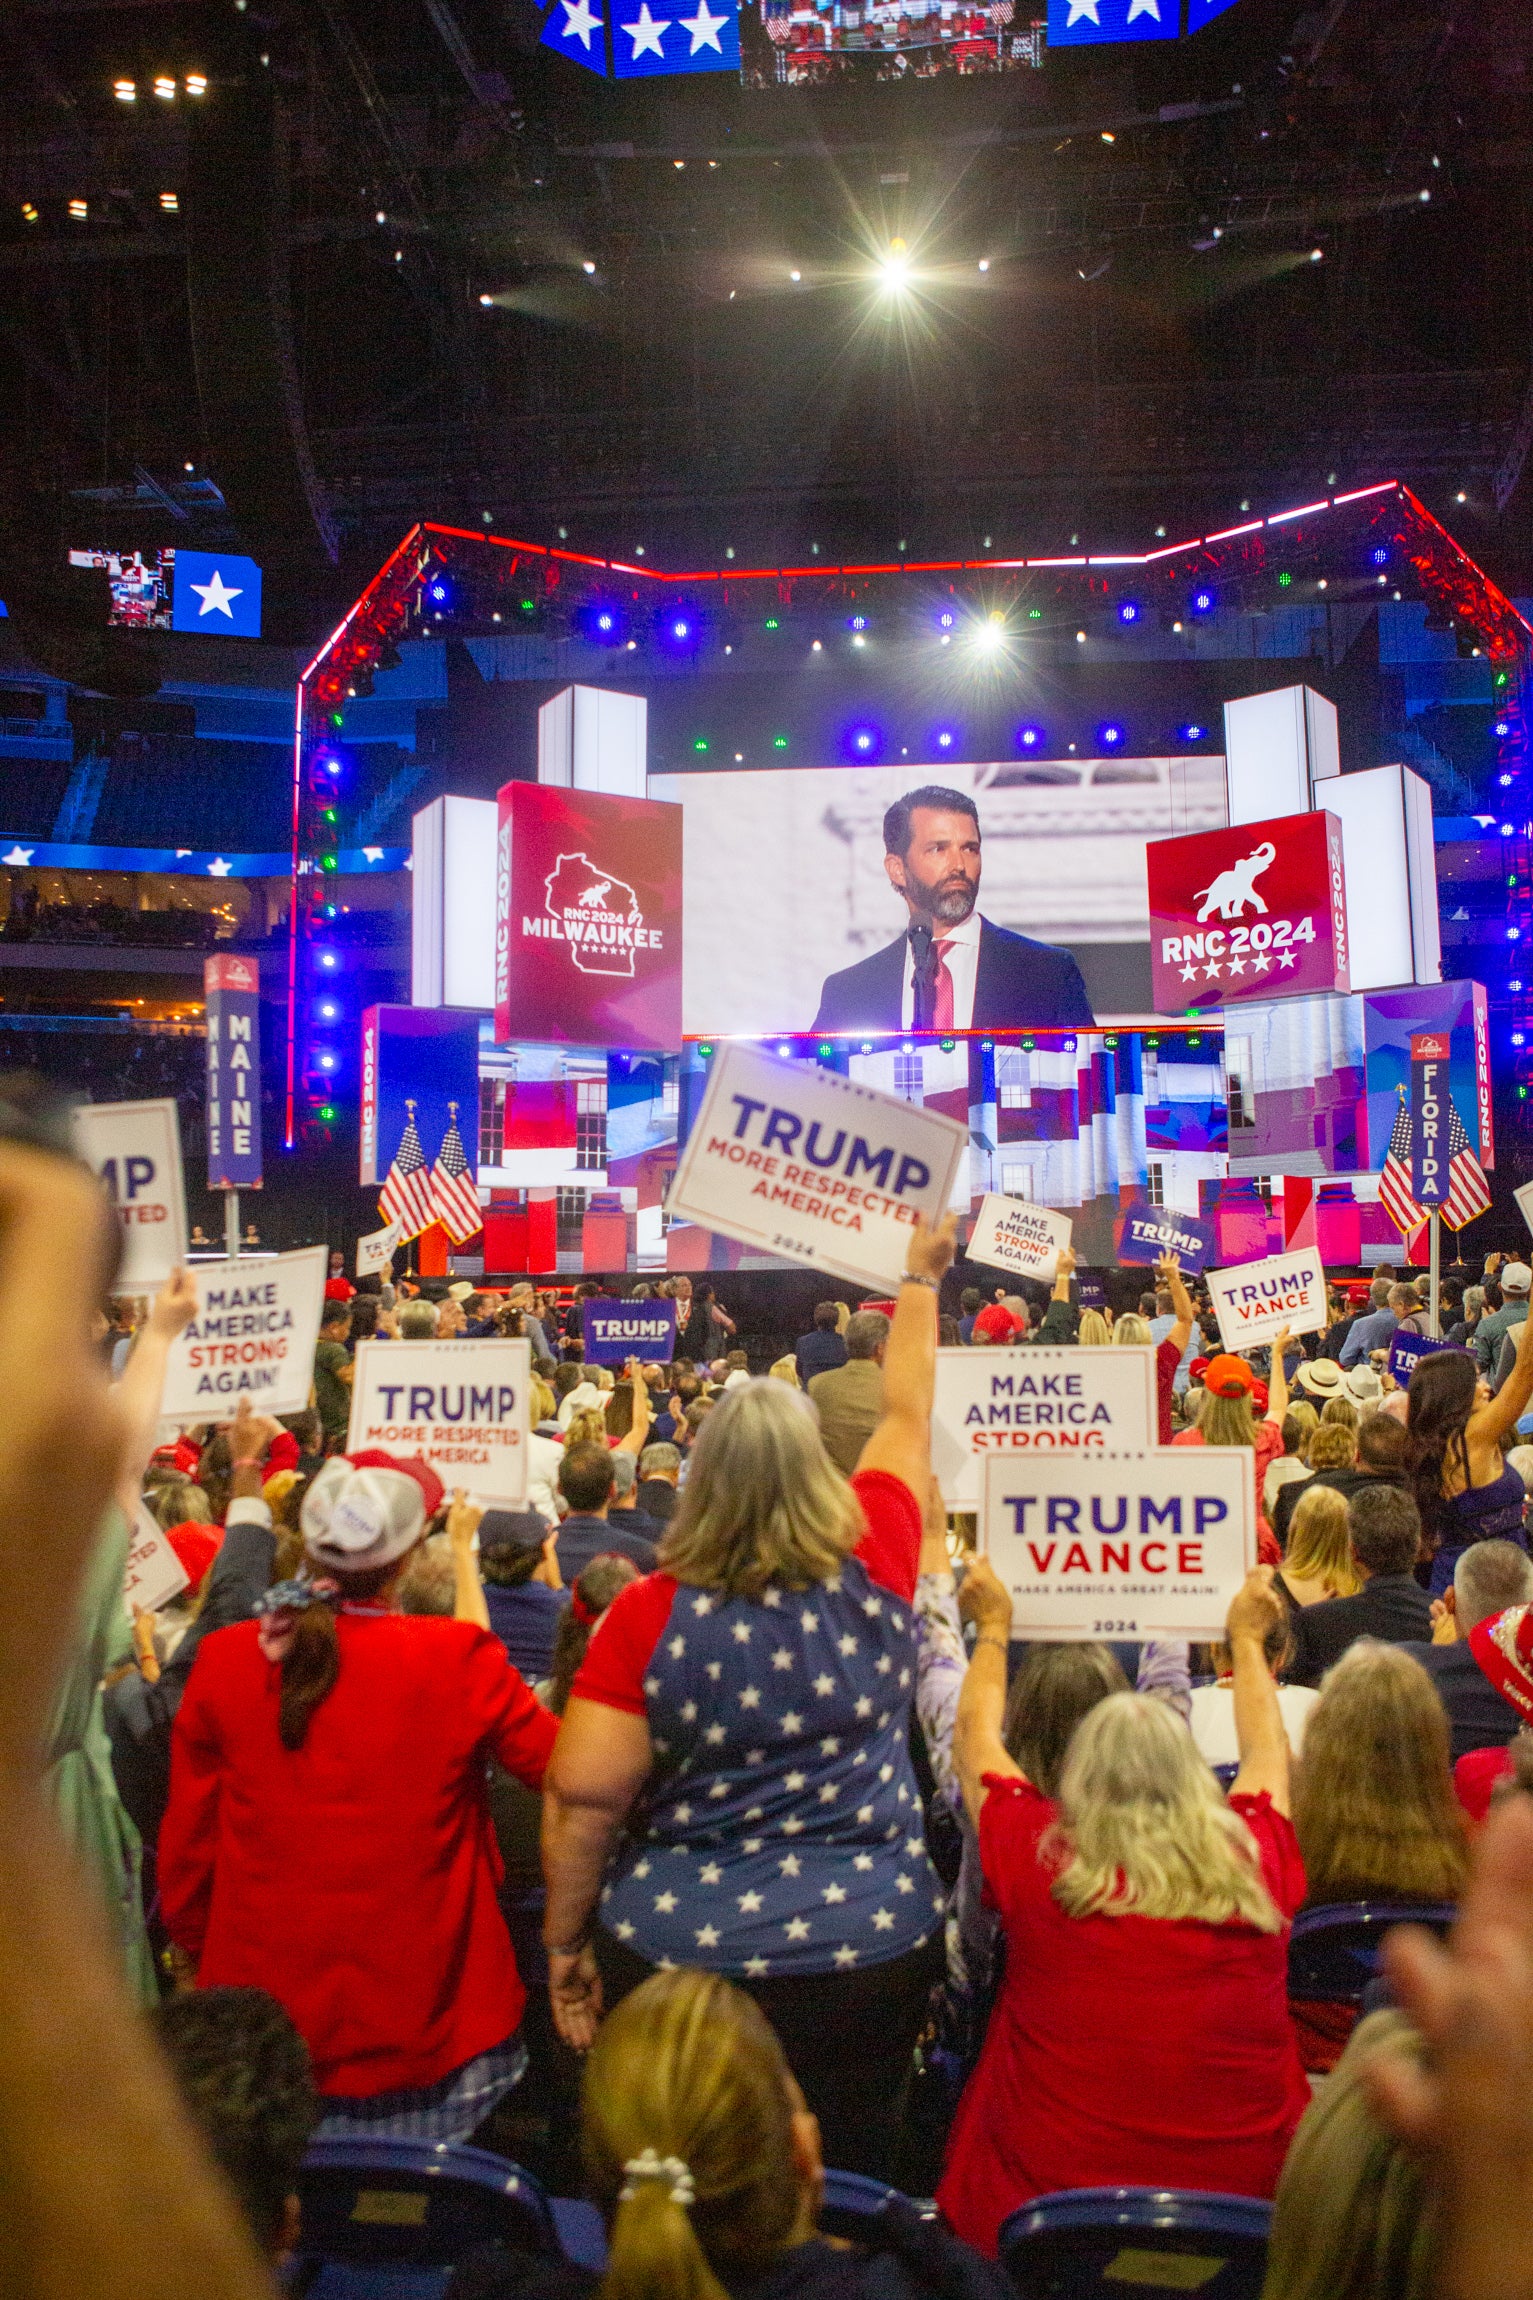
[1227,1567,1291,1814]
[112,1266,199,1515]
[614,1357,654,1457]
[448,1490,491,1630]
[855,1212,959,1501]
[1264,1324,1291,1427]
[953,1554,1024,1827]
[1156,1251,1195,1359]
[1472,1302,1533,1449]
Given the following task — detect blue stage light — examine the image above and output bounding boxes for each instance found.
[1371,545,1390,566]
[845,723,882,760]
[1016,724,1045,750]
[849,613,868,632]
[1178,722,1207,742]
[1117,601,1141,625]
[935,729,956,751]
[1098,721,1125,748]
[936,608,956,630]
[1190,588,1216,615]
[1495,718,1513,737]
[316,950,339,971]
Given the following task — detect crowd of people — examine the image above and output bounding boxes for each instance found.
[11,1112,1533,2300]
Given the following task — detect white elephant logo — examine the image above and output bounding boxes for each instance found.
[1194,841,1277,922]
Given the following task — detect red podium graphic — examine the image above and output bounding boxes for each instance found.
[494,781,682,1047]
[1146,809,1349,1012]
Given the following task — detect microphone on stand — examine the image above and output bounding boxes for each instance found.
[908,923,937,1031]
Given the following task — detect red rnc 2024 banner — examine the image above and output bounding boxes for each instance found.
[1145,808,1349,1013]
[494,782,683,1049]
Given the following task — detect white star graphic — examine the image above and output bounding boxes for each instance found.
[880,1764,894,1782]
[1203,959,1221,978]
[2,846,33,866]
[739,1686,761,1709]
[1279,949,1297,967]
[905,1837,925,1859]
[190,568,242,619]
[780,1711,803,1734]
[800,1610,819,1633]
[854,1696,873,1717]
[818,1783,839,1803]
[743,1838,762,1853]
[679,1700,697,1722]
[871,1908,896,1930]
[838,1635,858,1656]
[695,1923,720,1948]
[668,1635,686,1658]
[207,857,233,877]
[863,1596,882,1618]
[737,1890,763,1913]
[699,1862,722,1884]
[744,1955,770,1976]
[704,1723,726,1745]
[782,1815,804,1834]
[1179,963,1197,981]
[854,1853,875,1872]
[1126,0,1160,15]
[895,1874,915,1893]
[705,1661,721,1680]
[653,1890,678,1913]
[732,1621,751,1644]
[616,1919,635,1939]
[633,1860,651,1879]
[1253,952,1272,971]
[623,1,669,52]
[833,1944,859,1967]
[763,1590,781,1607]
[1064,0,1099,18]
[679,0,727,44]
[560,0,603,43]
[772,1648,794,1671]
[822,1883,847,1904]
[362,845,384,862]
[708,1781,728,1799]
[692,1594,713,1615]
[819,1736,840,1756]
[1226,954,1246,975]
[779,1853,801,1876]
[672,1802,692,1824]
[875,1656,892,1675]
[784,1916,810,1940]
[784,1771,806,1792]
[857,1804,875,1824]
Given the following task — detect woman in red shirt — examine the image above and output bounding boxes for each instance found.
[937,1557,1308,2257]
[159,1452,558,2140]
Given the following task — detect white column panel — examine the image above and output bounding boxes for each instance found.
[411,797,445,1007]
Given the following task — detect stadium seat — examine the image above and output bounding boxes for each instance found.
[999,2187,1272,2299]
[1287,1902,1457,2006]
[819,2168,906,2239]
[1212,1762,1240,1790]
[297,2136,558,2300]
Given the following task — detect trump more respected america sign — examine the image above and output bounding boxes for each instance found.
[981,1448,1255,1639]
[348,1339,531,1508]
[666,1042,968,1294]
[1206,1248,1329,1353]
[933,1345,1156,1511]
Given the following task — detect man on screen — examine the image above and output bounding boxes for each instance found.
[811,785,1095,1032]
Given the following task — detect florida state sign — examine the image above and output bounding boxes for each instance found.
[1146,808,1349,1013]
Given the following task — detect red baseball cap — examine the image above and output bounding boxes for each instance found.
[1204,1354,1256,1401]
[166,1522,221,1595]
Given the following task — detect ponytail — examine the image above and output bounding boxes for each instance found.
[278,1603,341,1749]
[601,2174,729,2300]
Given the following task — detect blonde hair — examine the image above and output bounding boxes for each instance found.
[660,1380,862,1598]
[531,1375,556,1425]
[1049,1692,1283,1931]
[1293,1643,1468,1908]
[1284,1486,1361,1596]
[1321,1395,1360,1432]
[1306,1422,1358,1472]
[565,1407,609,1449]
[1287,1400,1320,1449]
[1077,1310,1111,1347]
[1262,2011,1436,2300]
[1112,1313,1152,1347]
[1200,1391,1261,1449]
[584,1969,803,2300]
[767,1357,801,1388]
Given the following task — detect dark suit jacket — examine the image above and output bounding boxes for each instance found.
[1272,1466,1409,1552]
[555,1512,658,1583]
[637,1477,678,1526]
[1396,1639,1528,1763]
[811,917,1095,1033]
[1286,1573,1434,1688]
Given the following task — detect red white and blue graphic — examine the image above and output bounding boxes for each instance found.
[1046,0,1175,44]
[540,0,739,73]
[171,550,263,639]
[204,954,263,1190]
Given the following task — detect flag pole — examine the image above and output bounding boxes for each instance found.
[1429,1207,1440,1338]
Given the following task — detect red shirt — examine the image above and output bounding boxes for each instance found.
[160,1614,558,2097]
[1155,1335,1181,1446]
[937,1777,1308,2255]
[573,1468,923,1715]
[1171,1420,1284,1566]
[324,1276,356,1303]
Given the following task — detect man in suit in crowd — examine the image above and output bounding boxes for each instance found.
[1400,1539,1533,1762]
[636,1440,681,1526]
[1287,1484,1434,1687]
[795,1302,849,1389]
[807,1309,890,1476]
[811,785,1095,1033]
[553,1443,658,1581]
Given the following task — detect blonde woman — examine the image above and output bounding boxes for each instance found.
[767,1356,802,1388]
[1261,2010,1437,2300]
[575,1968,1011,2300]
[1275,1485,1362,1609]
[1111,1312,1152,1348]
[1289,1642,1468,2072]
[1172,1335,1291,1562]
[542,1215,957,2180]
[939,1558,1308,2253]
[1077,1309,1112,1347]
[1270,1419,1363,1550]
[1265,1404,1319,1515]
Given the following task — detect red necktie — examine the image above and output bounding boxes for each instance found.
[931,939,955,1032]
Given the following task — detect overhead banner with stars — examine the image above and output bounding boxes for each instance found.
[540,0,740,73]
[1144,807,1351,1014]
[170,550,263,639]
[1046,0,1176,43]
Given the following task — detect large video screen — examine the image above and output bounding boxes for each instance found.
[745,0,1044,83]
[648,754,1227,1035]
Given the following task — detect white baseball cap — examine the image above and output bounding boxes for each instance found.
[301,1456,429,1575]
[1502,1262,1532,1297]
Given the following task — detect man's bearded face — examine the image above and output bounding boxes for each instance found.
[886,807,981,925]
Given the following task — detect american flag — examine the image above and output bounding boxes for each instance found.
[430,1103,484,1244]
[1379,1090,1426,1239]
[379,1101,438,1242]
[1439,1095,1492,1230]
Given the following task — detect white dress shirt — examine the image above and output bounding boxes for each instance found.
[899,909,983,1030]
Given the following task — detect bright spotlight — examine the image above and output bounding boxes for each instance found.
[975,620,1005,651]
[880,235,910,288]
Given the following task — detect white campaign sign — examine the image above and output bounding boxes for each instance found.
[1206,1248,1328,1352]
[980,1447,1255,1639]
[967,1195,1073,1284]
[123,1503,190,1617]
[933,1345,1156,1510]
[158,1245,328,1424]
[1516,1180,1533,1239]
[347,1338,531,1506]
[71,1099,188,1289]
[357,1221,402,1279]
[666,1042,968,1292]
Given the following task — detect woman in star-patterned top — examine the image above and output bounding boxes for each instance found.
[541,1212,958,2180]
